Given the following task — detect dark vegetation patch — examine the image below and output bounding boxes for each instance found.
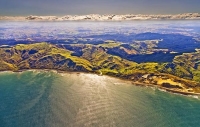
[133,32,200,53]
[127,53,180,63]
[107,50,180,63]
[28,50,38,55]
[162,83,183,89]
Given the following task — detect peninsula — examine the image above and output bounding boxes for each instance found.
[1,42,200,95]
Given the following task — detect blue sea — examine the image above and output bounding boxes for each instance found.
[0,70,200,127]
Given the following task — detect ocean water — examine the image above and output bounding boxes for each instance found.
[0,71,200,127]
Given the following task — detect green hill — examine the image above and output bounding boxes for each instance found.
[0,42,200,94]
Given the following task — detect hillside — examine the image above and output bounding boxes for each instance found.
[0,42,200,94]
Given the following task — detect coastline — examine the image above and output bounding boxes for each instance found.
[1,69,200,97]
[133,82,200,96]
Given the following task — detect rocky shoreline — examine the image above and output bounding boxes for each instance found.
[133,81,200,96]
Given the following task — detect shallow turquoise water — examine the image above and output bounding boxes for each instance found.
[0,71,200,127]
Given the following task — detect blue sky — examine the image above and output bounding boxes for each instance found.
[0,0,200,16]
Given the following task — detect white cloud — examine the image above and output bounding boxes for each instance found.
[1,13,200,21]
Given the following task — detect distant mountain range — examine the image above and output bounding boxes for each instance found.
[0,13,200,21]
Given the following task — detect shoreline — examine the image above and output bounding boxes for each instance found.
[134,82,200,96]
[1,69,200,97]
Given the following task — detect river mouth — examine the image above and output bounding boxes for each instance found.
[0,70,200,127]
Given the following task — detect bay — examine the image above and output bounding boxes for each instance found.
[0,71,200,127]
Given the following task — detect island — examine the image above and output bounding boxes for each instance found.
[0,42,200,95]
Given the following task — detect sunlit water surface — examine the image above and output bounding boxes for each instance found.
[0,71,200,127]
